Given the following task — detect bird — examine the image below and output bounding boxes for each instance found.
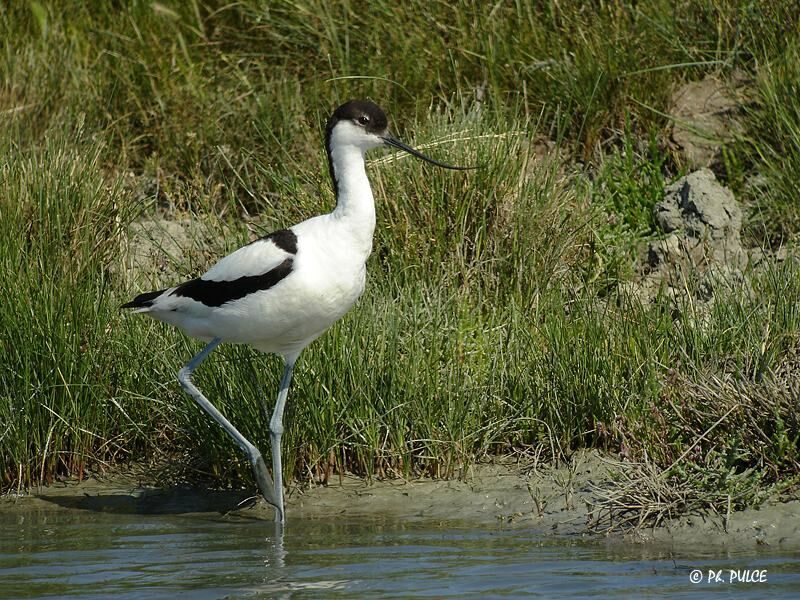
[122,99,471,524]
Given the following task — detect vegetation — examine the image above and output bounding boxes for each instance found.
[2,1,799,521]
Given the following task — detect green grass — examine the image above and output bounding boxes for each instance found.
[2,1,799,522]
[0,133,172,486]
[739,39,800,246]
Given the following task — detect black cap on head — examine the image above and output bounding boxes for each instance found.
[326,99,388,137]
[325,100,390,189]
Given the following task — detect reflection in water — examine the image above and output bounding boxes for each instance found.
[272,522,285,570]
[0,503,799,598]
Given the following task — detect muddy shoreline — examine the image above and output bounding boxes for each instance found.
[4,450,798,550]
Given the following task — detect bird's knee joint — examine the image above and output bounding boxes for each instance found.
[248,446,264,466]
[269,422,284,436]
[177,368,194,389]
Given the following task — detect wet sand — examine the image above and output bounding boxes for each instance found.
[4,450,798,549]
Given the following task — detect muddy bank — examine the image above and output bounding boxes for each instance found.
[4,450,798,550]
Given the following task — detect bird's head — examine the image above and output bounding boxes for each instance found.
[325,99,473,170]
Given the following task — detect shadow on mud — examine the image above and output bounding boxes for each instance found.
[36,486,259,516]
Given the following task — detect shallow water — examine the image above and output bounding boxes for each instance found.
[1,502,798,599]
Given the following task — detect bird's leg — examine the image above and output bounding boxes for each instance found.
[250,359,273,423]
[269,359,296,524]
[177,338,282,518]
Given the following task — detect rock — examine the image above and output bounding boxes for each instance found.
[122,217,234,287]
[647,233,683,267]
[630,169,750,311]
[670,76,742,171]
[656,169,741,239]
[651,169,743,265]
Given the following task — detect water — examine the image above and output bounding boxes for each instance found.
[1,502,799,599]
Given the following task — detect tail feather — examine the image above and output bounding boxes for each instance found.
[121,288,167,310]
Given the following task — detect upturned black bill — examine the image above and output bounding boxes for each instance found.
[381,136,475,170]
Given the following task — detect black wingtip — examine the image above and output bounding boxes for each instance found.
[121,288,165,309]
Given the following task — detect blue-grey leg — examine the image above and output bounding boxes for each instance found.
[269,359,296,524]
[177,337,281,518]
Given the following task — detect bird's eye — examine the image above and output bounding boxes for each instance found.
[357,115,370,126]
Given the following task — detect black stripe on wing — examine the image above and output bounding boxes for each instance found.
[171,257,294,307]
[265,229,298,254]
[121,288,167,309]
[247,228,298,254]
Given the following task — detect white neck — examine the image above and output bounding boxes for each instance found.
[328,144,376,258]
